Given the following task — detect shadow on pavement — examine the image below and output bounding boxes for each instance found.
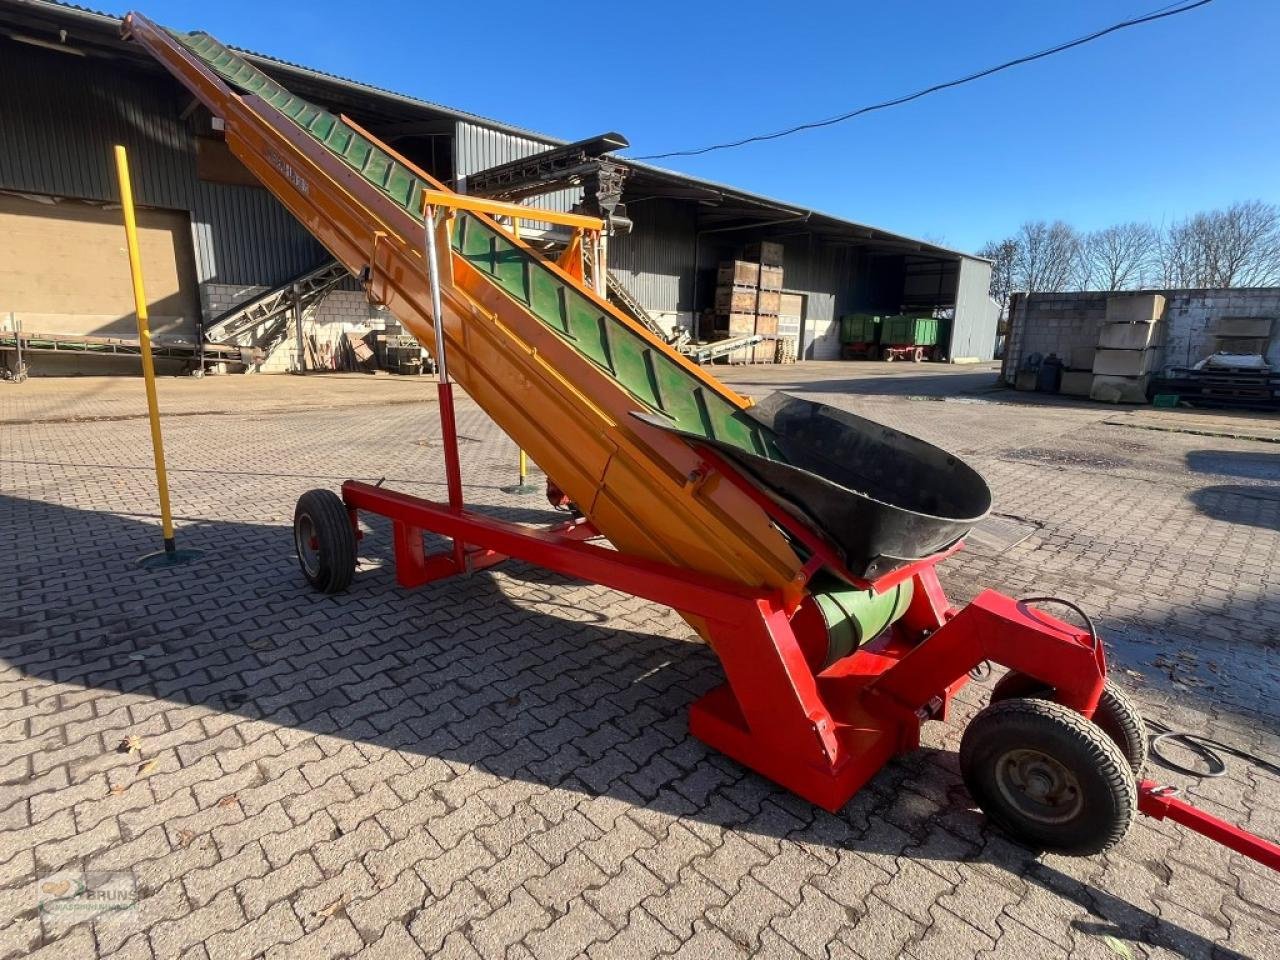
[1184,449,1280,482]
[0,494,1251,959]
[1187,484,1280,531]
[720,368,1003,399]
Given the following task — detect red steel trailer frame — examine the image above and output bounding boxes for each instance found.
[879,343,937,363]
[840,341,879,360]
[327,379,1280,871]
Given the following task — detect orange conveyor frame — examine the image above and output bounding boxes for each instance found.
[122,14,807,600]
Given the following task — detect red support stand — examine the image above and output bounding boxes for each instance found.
[437,380,464,513]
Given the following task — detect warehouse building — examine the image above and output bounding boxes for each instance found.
[0,0,997,376]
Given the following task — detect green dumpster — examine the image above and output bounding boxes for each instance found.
[840,314,881,345]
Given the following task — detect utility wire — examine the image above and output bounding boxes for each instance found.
[633,0,1215,161]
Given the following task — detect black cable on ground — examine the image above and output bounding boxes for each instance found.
[1145,717,1280,780]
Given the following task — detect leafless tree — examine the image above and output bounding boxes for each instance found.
[979,201,1280,295]
[1080,222,1158,290]
[1156,221,1198,287]
[1159,201,1280,287]
[978,237,1018,314]
[1016,220,1080,292]
[1071,246,1096,292]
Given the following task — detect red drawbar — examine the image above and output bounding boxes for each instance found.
[1139,781,1280,871]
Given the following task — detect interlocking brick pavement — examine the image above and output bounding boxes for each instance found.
[2,364,1278,959]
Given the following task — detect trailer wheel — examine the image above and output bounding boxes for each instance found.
[293,489,357,594]
[989,673,1148,775]
[960,697,1136,855]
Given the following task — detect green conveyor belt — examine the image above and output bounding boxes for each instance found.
[176,32,783,460]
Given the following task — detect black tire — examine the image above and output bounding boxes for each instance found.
[990,673,1148,775]
[960,697,1136,855]
[293,489,357,594]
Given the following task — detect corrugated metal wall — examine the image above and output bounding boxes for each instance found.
[779,237,849,360]
[453,121,579,214]
[0,43,325,310]
[950,257,998,361]
[609,199,697,323]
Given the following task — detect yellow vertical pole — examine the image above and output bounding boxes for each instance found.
[114,144,176,554]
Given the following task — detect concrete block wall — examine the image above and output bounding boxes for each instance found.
[259,289,392,373]
[1007,294,1109,373]
[647,310,686,338]
[1160,289,1280,370]
[201,282,395,373]
[1004,288,1280,385]
[201,282,271,324]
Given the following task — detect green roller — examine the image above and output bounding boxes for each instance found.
[809,574,914,666]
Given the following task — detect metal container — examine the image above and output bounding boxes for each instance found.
[882,315,940,346]
[840,314,881,345]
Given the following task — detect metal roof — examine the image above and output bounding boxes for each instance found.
[1,0,554,138]
[2,0,984,262]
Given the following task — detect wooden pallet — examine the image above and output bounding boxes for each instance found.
[1156,365,1280,410]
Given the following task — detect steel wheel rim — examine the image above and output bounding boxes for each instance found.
[994,747,1084,825]
[295,512,320,578]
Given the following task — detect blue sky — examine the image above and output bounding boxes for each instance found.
[134,0,1278,253]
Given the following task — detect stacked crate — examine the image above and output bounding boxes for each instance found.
[714,240,784,363]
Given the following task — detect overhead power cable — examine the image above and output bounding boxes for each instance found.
[633,0,1215,161]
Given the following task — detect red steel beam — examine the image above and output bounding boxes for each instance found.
[341,480,769,623]
[1139,781,1280,871]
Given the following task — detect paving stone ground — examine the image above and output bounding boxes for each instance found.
[2,362,1277,960]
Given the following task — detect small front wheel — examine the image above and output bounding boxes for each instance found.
[960,697,1136,855]
[990,673,1148,775]
[293,489,357,594]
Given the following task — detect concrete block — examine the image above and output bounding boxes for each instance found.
[1212,316,1273,338]
[1105,294,1165,323]
[1060,370,1094,397]
[1093,348,1158,376]
[1070,347,1096,370]
[1090,374,1150,404]
[1097,323,1162,350]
